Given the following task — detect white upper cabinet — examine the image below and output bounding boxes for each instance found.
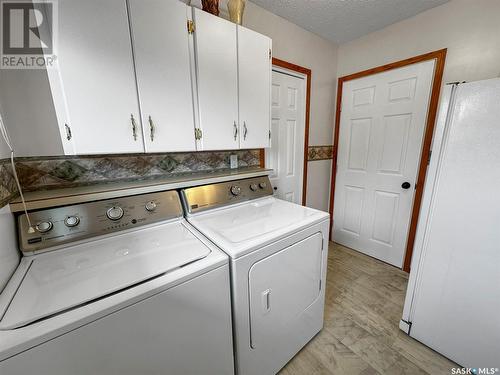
[237,26,272,149]
[129,0,196,153]
[192,8,239,150]
[50,0,143,155]
[18,2,272,155]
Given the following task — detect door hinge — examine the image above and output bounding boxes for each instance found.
[269,49,272,60]
[187,20,195,34]
[268,130,271,139]
[194,128,202,140]
[64,123,72,141]
[428,149,432,165]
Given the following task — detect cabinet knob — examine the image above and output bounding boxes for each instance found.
[233,121,238,141]
[130,114,138,141]
[148,116,155,142]
[64,124,72,141]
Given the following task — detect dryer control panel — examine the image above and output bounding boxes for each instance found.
[181,176,273,214]
[18,190,183,254]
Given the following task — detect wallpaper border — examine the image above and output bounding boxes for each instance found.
[307,145,334,161]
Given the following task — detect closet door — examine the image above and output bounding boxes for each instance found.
[129,0,196,152]
[52,0,143,154]
[193,8,239,150]
[238,26,271,149]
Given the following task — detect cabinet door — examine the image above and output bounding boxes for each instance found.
[238,26,272,149]
[129,0,196,152]
[51,0,143,154]
[193,8,239,150]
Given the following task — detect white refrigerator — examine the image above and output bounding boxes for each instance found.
[401,78,500,368]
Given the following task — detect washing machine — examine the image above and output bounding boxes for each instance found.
[0,189,234,375]
[181,175,330,375]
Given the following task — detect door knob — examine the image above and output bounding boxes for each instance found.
[401,182,411,189]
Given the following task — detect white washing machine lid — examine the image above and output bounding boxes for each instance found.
[187,197,329,258]
[0,220,210,330]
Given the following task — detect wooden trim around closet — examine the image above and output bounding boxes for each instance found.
[259,58,311,206]
[328,49,447,272]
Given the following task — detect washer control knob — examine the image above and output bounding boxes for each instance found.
[259,182,267,189]
[145,201,157,212]
[64,216,80,227]
[36,221,53,233]
[107,206,124,221]
[249,183,258,191]
[230,185,242,196]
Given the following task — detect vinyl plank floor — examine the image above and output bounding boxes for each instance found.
[278,242,456,375]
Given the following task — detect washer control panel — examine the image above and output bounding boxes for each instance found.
[181,176,274,214]
[18,190,183,254]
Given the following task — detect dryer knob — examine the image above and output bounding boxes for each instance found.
[145,201,157,212]
[249,183,258,191]
[259,182,267,189]
[64,216,80,227]
[230,185,242,196]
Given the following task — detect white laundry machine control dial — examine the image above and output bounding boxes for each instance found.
[64,216,80,227]
[36,221,53,233]
[259,182,267,189]
[230,185,242,196]
[107,206,124,221]
[145,201,157,212]
[249,183,258,191]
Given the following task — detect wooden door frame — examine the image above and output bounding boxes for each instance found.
[260,57,312,206]
[329,49,447,272]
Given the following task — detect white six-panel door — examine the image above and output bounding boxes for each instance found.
[193,8,239,150]
[51,0,143,154]
[238,26,271,149]
[266,70,306,204]
[128,0,196,152]
[333,61,435,267]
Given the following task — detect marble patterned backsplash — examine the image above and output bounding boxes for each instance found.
[0,159,17,208]
[0,149,261,208]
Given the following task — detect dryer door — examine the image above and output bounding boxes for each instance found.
[248,232,323,350]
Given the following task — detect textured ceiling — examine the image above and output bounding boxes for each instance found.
[249,0,450,44]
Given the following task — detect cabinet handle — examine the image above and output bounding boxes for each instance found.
[243,121,248,140]
[131,114,138,141]
[64,123,72,141]
[233,121,238,141]
[148,116,155,142]
[261,289,271,313]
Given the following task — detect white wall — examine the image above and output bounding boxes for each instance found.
[240,2,338,211]
[0,142,8,159]
[337,0,500,83]
[0,70,64,157]
[0,206,19,292]
[306,159,332,211]
[0,100,19,284]
[0,99,11,159]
